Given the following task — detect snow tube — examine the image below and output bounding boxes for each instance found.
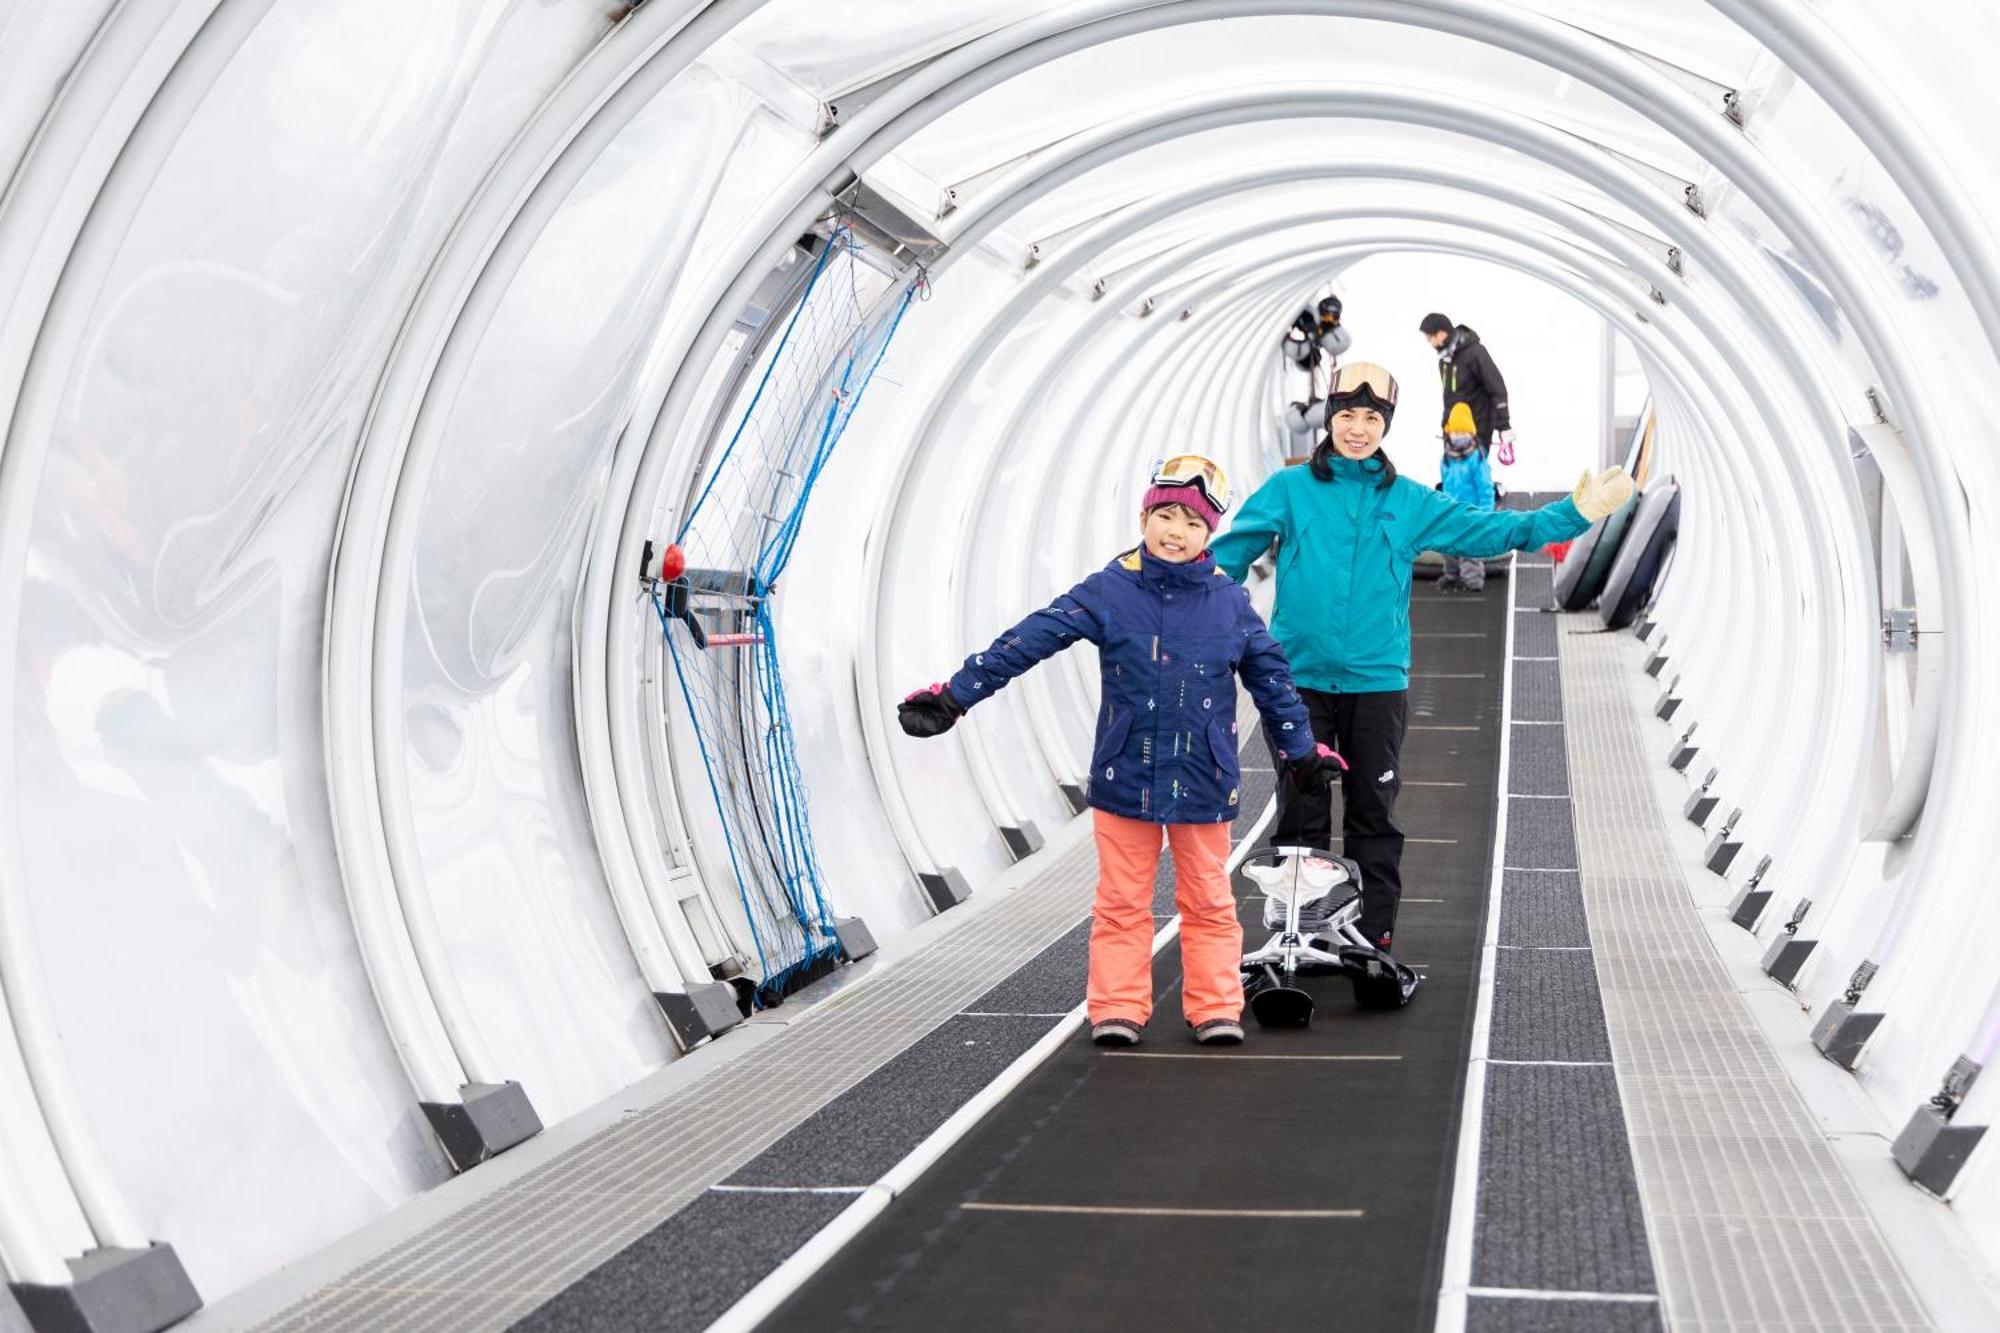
[1552,490,1638,609]
[1599,480,1681,630]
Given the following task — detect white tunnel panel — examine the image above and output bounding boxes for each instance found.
[1,1,631,1292]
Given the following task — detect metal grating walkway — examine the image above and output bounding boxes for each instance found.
[254,841,1102,1333]
[1559,618,1932,1331]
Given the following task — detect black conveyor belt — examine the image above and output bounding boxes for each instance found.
[766,576,1512,1332]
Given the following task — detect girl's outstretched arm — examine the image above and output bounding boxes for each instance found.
[946,579,1106,710]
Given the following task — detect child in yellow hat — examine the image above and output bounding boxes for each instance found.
[1438,402,1492,591]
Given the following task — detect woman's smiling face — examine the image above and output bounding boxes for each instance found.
[1329,405,1386,459]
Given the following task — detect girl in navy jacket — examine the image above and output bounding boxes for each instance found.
[899,457,1342,1046]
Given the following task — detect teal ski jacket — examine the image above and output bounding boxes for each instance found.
[1210,454,1590,693]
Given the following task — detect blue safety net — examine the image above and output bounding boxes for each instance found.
[655,228,917,1004]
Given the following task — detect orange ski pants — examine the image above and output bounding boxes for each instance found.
[1087,810,1243,1026]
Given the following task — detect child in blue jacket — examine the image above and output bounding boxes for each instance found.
[1210,364,1632,952]
[898,457,1343,1047]
[1439,401,1495,591]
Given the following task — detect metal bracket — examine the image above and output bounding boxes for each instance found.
[1727,853,1774,929]
[1884,608,1918,653]
[919,866,973,912]
[1684,184,1707,218]
[936,187,959,220]
[1665,245,1684,275]
[831,177,949,270]
[1705,806,1744,874]
[1937,1055,1984,1115]
[1722,89,1747,128]
[1667,721,1700,772]
[1683,766,1719,826]
[1761,897,1816,987]
[9,1246,204,1333]
[1022,242,1042,270]
[1090,276,1107,301]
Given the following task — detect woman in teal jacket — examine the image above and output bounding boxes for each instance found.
[1209,362,1632,950]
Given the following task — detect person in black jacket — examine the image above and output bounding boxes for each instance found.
[1419,312,1512,461]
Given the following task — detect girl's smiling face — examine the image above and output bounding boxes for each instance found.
[1141,503,1210,562]
[1329,405,1387,459]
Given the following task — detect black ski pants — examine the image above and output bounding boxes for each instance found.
[1265,688,1406,943]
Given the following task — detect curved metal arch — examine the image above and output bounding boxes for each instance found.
[0,0,281,1259]
[1034,258,1334,758]
[1023,258,1377,774]
[924,82,1884,844]
[1024,223,1760,844]
[595,0,1955,927]
[1044,231,1747,701]
[976,134,1866,796]
[971,256,1347,805]
[321,0,766,1084]
[1707,0,2000,382]
[880,169,1827,885]
[856,186,1442,855]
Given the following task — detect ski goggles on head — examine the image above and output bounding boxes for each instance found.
[1149,454,1231,515]
[1327,361,1399,409]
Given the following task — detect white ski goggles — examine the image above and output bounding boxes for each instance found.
[1149,454,1232,515]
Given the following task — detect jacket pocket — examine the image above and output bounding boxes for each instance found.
[1092,703,1134,773]
[1205,715,1242,779]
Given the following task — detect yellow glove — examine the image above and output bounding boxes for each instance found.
[1572,466,1635,523]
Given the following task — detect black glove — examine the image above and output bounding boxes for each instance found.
[1280,744,1346,799]
[897,683,965,738]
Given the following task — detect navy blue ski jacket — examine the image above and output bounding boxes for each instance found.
[948,546,1315,825]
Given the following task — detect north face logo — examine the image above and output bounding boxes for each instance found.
[1378,769,1396,785]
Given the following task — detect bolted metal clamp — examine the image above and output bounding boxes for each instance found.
[1727,854,1774,929]
[1656,672,1685,721]
[1683,765,1719,826]
[1704,806,1744,875]
[1894,1057,1989,1196]
[1761,896,1816,987]
[1811,956,1885,1069]
[1668,721,1700,772]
